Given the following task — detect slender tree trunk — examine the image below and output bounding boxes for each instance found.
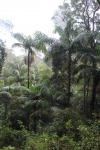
[28,51,30,88]
[90,77,97,113]
[90,62,97,113]
[90,27,97,114]
[67,49,71,106]
[83,76,86,113]
[4,103,8,125]
[83,63,87,113]
[86,78,90,99]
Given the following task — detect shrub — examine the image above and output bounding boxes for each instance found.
[0,126,29,149]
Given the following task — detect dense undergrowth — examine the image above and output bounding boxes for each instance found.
[0,85,100,150]
[0,0,100,149]
[0,116,100,150]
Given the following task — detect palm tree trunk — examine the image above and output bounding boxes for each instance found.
[83,64,87,113]
[90,76,97,113]
[86,78,90,99]
[67,49,71,106]
[83,77,86,113]
[90,62,97,114]
[28,51,30,88]
[4,103,7,120]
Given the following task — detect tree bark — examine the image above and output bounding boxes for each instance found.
[90,76,97,113]
[83,75,86,113]
[28,51,30,88]
[90,62,97,113]
[67,49,71,106]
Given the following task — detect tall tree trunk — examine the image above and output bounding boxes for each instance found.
[90,77,97,113]
[83,63,87,113]
[86,78,90,100]
[4,103,7,120]
[28,51,30,88]
[83,76,86,113]
[90,27,97,114]
[90,62,97,113]
[67,49,71,106]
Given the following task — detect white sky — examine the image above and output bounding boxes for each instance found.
[0,0,63,56]
[0,0,63,36]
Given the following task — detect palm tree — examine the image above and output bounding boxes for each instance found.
[12,33,35,88]
[35,26,74,106]
[72,31,100,114]
[13,33,48,88]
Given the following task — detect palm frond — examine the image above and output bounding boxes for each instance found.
[34,31,55,47]
[71,32,95,51]
[12,43,23,48]
[34,41,47,53]
[13,33,25,42]
[1,86,32,96]
[0,91,12,104]
[73,64,93,75]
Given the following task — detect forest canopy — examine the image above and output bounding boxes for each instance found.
[0,0,100,149]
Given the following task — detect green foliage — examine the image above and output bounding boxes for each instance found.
[0,80,4,89]
[0,146,15,150]
[49,108,81,136]
[0,0,100,149]
[0,125,30,149]
[0,91,12,103]
[25,133,53,150]
[24,119,100,150]
[1,85,32,96]
[0,40,6,74]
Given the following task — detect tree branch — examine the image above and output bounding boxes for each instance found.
[92,6,100,32]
